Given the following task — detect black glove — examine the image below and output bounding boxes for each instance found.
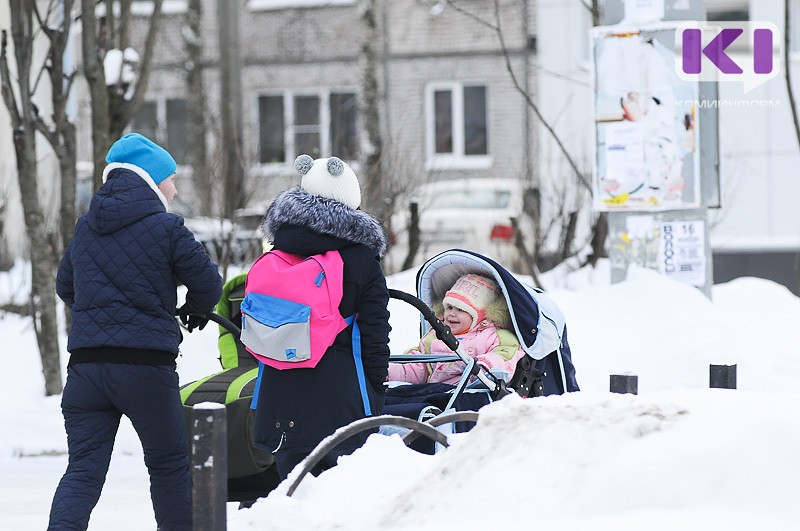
[178,304,209,333]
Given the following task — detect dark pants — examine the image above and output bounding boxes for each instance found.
[273,446,355,481]
[48,363,191,531]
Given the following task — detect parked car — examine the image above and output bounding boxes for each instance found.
[384,178,538,273]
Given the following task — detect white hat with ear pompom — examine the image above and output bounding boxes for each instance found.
[295,154,361,209]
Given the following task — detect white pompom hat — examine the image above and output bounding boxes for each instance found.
[295,154,361,209]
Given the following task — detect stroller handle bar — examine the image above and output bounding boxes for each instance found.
[389,289,459,351]
[388,289,506,397]
[175,309,241,341]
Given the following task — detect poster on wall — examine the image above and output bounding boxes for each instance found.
[608,212,709,295]
[658,220,705,286]
[592,24,701,211]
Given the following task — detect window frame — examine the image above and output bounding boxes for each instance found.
[130,97,190,168]
[425,81,492,171]
[254,88,359,170]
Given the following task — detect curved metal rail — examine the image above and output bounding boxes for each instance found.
[401,410,480,446]
[286,415,451,497]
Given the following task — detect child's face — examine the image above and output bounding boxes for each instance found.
[443,303,472,335]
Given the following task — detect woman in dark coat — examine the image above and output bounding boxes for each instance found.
[49,133,222,530]
[252,155,391,480]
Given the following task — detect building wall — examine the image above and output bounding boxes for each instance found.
[99,0,539,212]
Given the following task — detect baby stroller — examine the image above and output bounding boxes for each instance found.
[384,249,578,447]
[282,248,579,495]
[179,273,280,504]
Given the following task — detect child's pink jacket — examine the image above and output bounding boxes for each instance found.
[387,321,525,385]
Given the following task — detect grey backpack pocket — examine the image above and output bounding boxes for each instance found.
[240,293,312,363]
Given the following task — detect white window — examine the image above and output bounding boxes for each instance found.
[425,82,491,170]
[257,90,358,165]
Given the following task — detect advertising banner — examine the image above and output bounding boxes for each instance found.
[592,24,701,211]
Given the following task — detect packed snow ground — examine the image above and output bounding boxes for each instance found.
[1,260,799,529]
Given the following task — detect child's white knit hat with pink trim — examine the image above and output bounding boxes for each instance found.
[442,274,500,331]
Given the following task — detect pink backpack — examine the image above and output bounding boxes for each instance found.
[240,249,347,370]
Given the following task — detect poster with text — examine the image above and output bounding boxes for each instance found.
[592,25,701,211]
[659,220,705,287]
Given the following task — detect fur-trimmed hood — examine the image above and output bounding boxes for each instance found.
[431,296,512,330]
[263,188,388,256]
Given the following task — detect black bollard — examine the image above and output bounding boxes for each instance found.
[710,364,737,389]
[610,374,638,395]
[191,403,228,531]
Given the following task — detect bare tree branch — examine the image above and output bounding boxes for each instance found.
[443,1,497,31]
[119,0,164,129]
[492,0,591,191]
[443,1,591,192]
[105,0,116,45]
[0,31,22,128]
[32,115,57,146]
[119,0,132,49]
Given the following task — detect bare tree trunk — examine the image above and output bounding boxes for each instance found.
[81,0,111,190]
[785,0,800,149]
[185,0,211,215]
[401,201,420,271]
[118,0,132,50]
[591,0,602,26]
[510,217,542,287]
[0,193,12,271]
[217,0,245,220]
[1,19,63,395]
[58,125,77,248]
[559,211,578,262]
[37,0,78,251]
[359,0,388,224]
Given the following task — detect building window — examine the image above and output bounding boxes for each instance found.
[330,92,358,160]
[131,98,189,166]
[132,101,158,142]
[258,95,285,164]
[257,90,358,165]
[426,82,490,169]
[294,95,321,157]
[166,99,188,165]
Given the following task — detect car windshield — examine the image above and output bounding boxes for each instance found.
[424,189,512,210]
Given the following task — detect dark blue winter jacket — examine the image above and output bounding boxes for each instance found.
[252,188,391,454]
[56,168,222,364]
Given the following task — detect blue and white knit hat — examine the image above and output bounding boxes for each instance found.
[105,133,177,185]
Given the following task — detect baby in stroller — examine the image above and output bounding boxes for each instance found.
[388,273,525,385]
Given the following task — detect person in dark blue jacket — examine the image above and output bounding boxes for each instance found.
[252,154,391,481]
[48,133,222,531]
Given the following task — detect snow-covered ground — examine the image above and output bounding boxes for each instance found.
[1,260,799,529]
